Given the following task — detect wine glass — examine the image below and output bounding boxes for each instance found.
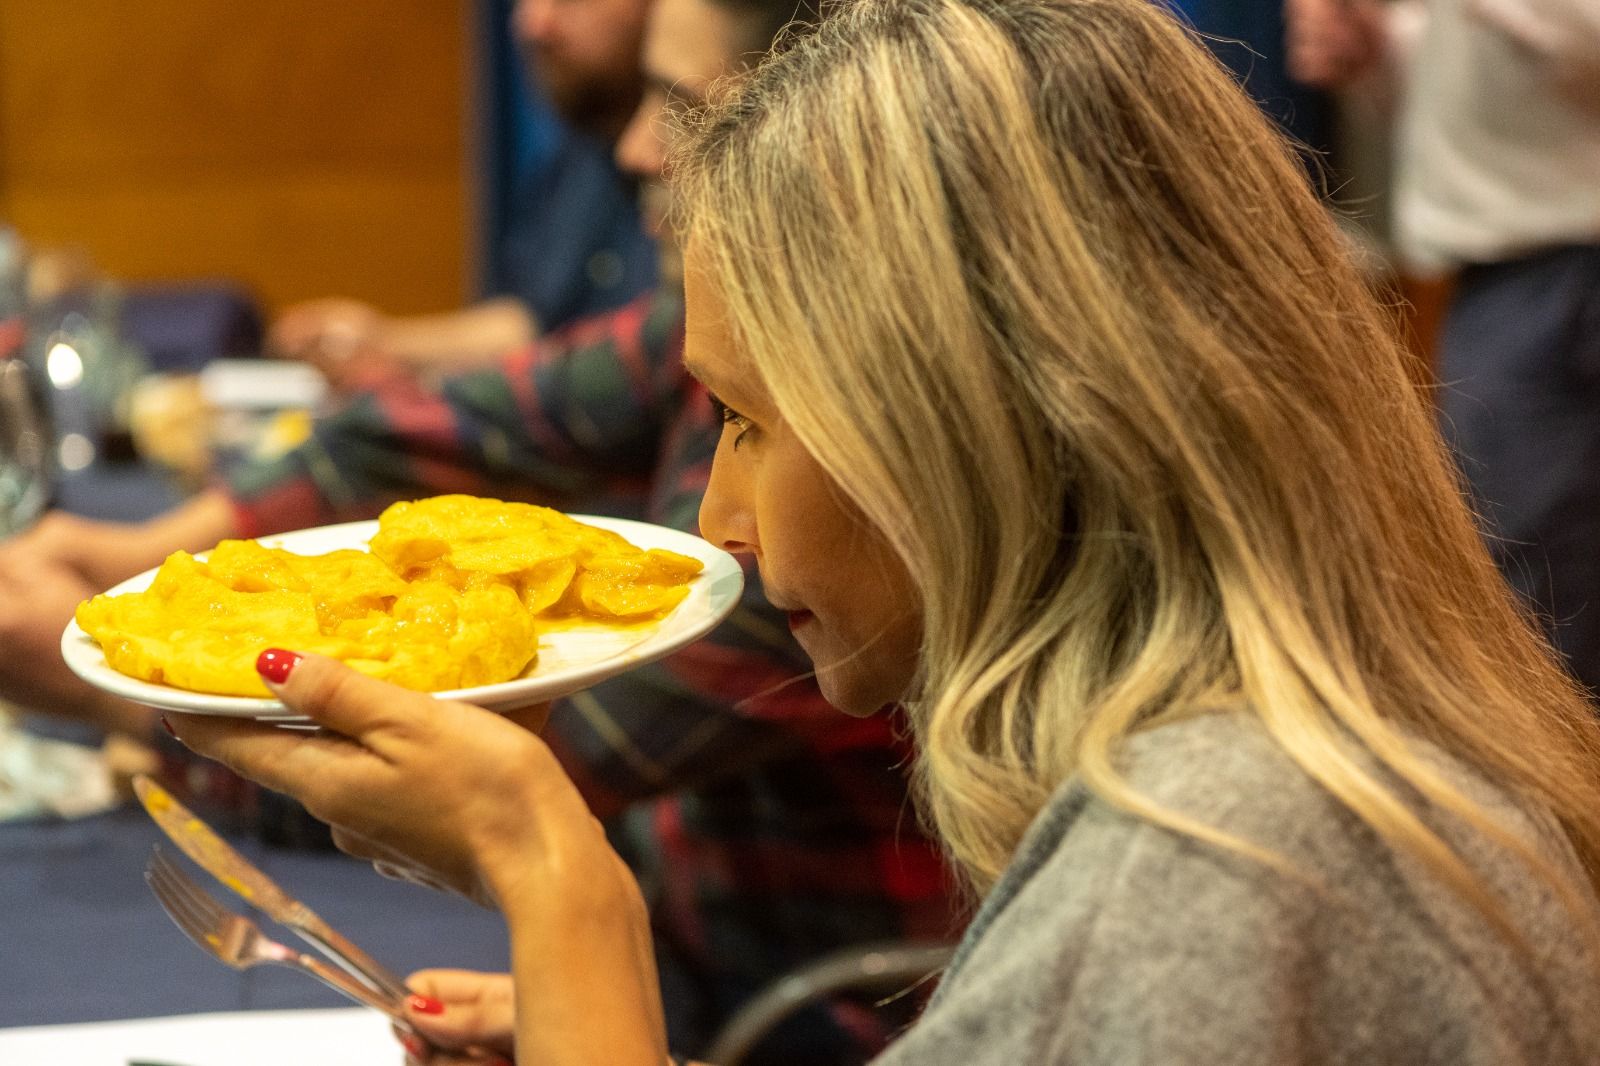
[0,349,51,538]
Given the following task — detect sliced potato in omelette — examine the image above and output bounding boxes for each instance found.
[74,496,704,698]
[371,495,703,621]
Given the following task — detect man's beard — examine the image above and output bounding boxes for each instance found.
[530,62,643,140]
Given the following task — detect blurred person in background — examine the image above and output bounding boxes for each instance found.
[1287,0,1600,697]
[0,0,959,1060]
[270,0,658,385]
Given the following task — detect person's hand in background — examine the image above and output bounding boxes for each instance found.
[1285,0,1389,88]
[4,511,175,593]
[269,297,386,364]
[272,297,534,389]
[0,491,240,594]
[0,552,153,734]
[0,491,236,730]
[267,297,405,393]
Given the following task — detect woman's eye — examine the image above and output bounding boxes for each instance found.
[709,395,754,450]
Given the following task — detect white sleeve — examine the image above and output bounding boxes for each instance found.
[1467,0,1600,114]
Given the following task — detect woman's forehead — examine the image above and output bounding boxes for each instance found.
[682,249,776,409]
[682,254,738,378]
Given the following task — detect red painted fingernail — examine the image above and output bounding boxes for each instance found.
[398,1031,427,1056]
[406,993,445,1015]
[160,716,175,737]
[255,648,303,685]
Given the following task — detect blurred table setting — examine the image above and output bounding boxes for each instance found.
[0,225,326,529]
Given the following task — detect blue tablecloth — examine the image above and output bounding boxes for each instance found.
[0,805,510,1028]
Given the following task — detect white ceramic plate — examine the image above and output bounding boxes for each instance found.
[61,515,744,722]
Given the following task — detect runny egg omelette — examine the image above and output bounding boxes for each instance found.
[74,495,705,698]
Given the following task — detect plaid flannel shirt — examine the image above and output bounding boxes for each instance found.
[220,289,960,1045]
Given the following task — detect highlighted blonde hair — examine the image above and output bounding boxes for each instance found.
[674,0,1600,942]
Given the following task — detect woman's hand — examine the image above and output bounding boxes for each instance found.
[394,969,515,1066]
[169,651,669,1066]
[171,651,560,907]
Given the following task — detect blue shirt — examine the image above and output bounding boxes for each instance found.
[491,124,659,331]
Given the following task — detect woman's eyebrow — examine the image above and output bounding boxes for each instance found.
[683,356,735,393]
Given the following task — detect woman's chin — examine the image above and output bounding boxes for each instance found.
[814,663,899,718]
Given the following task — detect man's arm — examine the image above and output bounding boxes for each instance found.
[270,297,538,379]
[229,289,689,538]
[375,297,539,369]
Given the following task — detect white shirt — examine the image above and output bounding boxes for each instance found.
[1394,0,1600,272]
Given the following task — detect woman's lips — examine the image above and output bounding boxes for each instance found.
[786,610,813,630]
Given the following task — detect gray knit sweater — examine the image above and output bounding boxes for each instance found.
[874,714,1600,1065]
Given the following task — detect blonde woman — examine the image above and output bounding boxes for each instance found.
[174,0,1600,1061]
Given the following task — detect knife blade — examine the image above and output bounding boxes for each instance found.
[132,773,413,1005]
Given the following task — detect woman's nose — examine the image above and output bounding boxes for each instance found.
[698,443,757,558]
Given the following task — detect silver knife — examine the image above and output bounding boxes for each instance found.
[132,774,413,1005]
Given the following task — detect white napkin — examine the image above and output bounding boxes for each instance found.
[0,710,117,822]
[0,1008,397,1066]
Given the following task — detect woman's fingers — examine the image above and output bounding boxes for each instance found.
[259,650,429,751]
[180,651,590,910]
[499,701,553,735]
[330,824,392,863]
[169,714,375,812]
[337,822,429,882]
[174,653,439,811]
[396,970,517,1054]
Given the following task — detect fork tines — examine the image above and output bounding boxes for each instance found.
[146,846,246,965]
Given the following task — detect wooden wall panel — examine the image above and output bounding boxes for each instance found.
[0,1,473,316]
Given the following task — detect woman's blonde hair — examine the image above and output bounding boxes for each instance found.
[673,0,1600,940]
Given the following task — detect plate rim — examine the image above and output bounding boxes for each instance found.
[61,513,743,720]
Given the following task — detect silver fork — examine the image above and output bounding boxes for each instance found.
[145,847,411,1026]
